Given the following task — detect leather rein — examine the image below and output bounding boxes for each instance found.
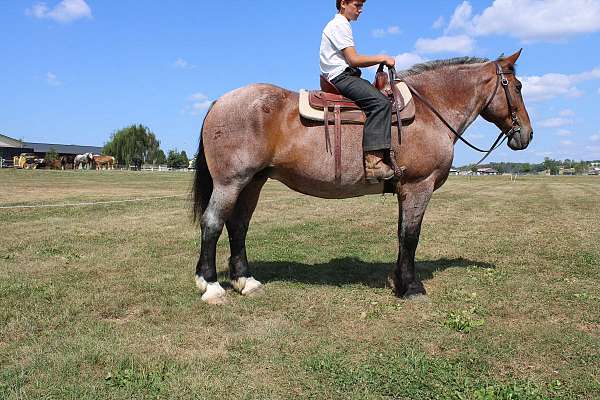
[390,62,521,165]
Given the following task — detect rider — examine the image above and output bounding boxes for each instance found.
[320,0,396,182]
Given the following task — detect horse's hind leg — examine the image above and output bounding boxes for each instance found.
[226,175,267,296]
[195,184,245,304]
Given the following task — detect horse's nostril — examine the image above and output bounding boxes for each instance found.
[530,131,534,140]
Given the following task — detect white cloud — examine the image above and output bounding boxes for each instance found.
[372,26,402,38]
[538,118,573,128]
[591,134,600,142]
[521,67,600,102]
[560,140,574,146]
[445,1,473,34]
[387,26,401,35]
[394,52,426,70]
[184,93,212,116]
[27,3,49,18]
[173,58,196,69]
[557,130,574,137]
[559,109,575,117]
[46,72,61,86]
[432,16,445,30]
[26,0,92,23]
[414,35,474,54]
[372,29,386,38]
[445,0,600,42]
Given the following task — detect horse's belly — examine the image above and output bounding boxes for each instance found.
[269,170,384,199]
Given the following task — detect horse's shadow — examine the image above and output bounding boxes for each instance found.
[234,257,494,289]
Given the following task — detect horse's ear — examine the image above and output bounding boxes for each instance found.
[502,49,522,65]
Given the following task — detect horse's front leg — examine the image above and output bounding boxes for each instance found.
[391,183,433,298]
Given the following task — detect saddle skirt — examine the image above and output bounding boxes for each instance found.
[299,81,415,125]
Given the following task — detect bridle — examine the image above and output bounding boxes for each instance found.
[391,61,523,165]
[493,62,522,140]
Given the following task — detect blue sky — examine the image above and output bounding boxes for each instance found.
[2,0,600,165]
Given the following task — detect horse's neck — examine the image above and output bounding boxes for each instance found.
[406,66,489,142]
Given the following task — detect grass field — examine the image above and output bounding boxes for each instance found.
[1,170,598,399]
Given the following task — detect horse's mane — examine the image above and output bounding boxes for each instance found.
[397,56,491,78]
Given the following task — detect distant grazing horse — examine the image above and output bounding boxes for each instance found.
[74,153,93,170]
[192,50,533,304]
[60,155,75,170]
[93,155,115,170]
[48,159,63,170]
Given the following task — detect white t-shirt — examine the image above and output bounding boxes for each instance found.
[320,14,355,81]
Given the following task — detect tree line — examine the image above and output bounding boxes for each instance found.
[457,158,599,175]
[102,124,191,169]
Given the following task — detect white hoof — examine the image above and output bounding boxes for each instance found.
[195,276,227,304]
[232,276,263,296]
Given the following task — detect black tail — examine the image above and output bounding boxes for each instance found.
[192,101,216,223]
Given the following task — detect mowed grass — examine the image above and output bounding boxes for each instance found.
[0,169,598,399]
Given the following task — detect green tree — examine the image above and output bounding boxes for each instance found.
[543,157,560,175]
[166,149,189,169]
[574,161,588,175]
[103,124,164,167]
[155,149,166,165]
[45,148,59,162]
[189,153,198,169]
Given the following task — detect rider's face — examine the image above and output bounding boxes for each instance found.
[341,1,364,21]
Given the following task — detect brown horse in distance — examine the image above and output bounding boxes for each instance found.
[192,50,533,304]
[93,155,115,170]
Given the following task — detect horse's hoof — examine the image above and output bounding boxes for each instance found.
[404,293,428,301]
[195,276,228,304]
[232,276,263,296]
[402,282,427,299]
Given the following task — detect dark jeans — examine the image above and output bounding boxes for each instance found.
[331,68,391,151]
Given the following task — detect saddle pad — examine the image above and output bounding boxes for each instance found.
[299,82,415,124]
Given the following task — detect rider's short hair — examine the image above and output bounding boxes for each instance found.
[336,0,366,11]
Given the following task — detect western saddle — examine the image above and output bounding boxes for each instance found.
[301,65,415,185]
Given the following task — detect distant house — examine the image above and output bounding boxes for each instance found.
[0,133,102,161]
[449,168,459,175]
[559,167,576,176]
[477,167,500,175]
[588,167,600,176]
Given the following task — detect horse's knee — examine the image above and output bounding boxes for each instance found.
[201,212,225,241]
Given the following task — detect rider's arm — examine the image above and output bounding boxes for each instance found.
[342,47,395,68]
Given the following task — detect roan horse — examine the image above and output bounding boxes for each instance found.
[192,50,533,304]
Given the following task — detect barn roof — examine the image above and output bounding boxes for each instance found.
[0,133,102,155]
[0,133,25,148]
[24,142,102,155]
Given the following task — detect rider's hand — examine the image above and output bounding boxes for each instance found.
[382,56,395,68]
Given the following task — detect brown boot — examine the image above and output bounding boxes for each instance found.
[364,150,395,184]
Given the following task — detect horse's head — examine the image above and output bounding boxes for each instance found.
[480,49,533,150]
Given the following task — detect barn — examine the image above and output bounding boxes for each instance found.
[0,133,102,164]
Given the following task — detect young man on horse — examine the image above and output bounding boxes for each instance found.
[320,0,396,182]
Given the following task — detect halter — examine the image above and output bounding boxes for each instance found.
[396,61,522,165]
